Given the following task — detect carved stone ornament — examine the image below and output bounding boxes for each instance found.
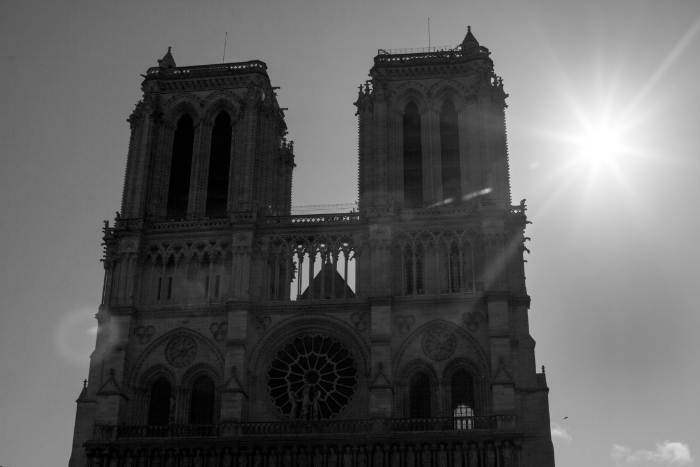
[209,322,228,342]
[422,329,457,361]
[252,315,272,335]
[350,311,369,331]
[462,311,484,333]
[134,325,155,344]
[165,336,198,368]
[394,315,416,334]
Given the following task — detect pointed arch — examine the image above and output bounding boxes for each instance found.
[440,99,461,203]
[205,111,232,218]
[165,114,195,220]
[403,101,423,208]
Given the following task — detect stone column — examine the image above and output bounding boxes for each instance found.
[220,301,249,422]
[369,296,393,419]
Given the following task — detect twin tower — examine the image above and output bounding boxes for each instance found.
[69,29,555,467]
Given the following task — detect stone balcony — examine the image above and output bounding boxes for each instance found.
[91,416,518,442]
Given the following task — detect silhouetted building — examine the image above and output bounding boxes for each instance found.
[68,29,555,467]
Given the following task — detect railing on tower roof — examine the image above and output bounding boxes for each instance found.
[145,60,268,77]
[374,44,490,64]
[261,203,362,226]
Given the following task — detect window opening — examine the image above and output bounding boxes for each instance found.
[148,378,172,426]
[157,278,162,300]
[166,115,195,220]
[189,376,215,425]
[403,102,423,208]
[410,372,431,418]
[440,100,461,203]
[205,112,232,218]
[451,370,474,429]
[167,277,173,300]
[214,275,220,298]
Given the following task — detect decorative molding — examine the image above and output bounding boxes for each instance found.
[134,325,155,344]
[350,311,369,332]
[209,322,228,342]
[394,315,415,334]
[461,311,484,333]
[252,315,272,335]
[165,336,198,368]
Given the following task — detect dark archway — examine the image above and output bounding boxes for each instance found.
[409,372,431,418]
[189,375,216,425]
[440,100,461,204]
[205,112,232,218]
[166,115,195,220]
[148,377,172,426]
[403,102,423,208]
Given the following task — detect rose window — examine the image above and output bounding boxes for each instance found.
[267,334,358,421]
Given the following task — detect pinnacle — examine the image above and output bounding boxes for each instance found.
[462,26,479,49]
[157,46,177,68]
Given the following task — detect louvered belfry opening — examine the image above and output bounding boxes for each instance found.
[189,376,215,425]
[403,102,423,208]
[205,112,232,218]
[440,100,461,204]
[166,115,195,220]
[148,378,172,426]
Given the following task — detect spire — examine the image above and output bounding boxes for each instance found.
[157,46,177,68]
[461,26,479,49]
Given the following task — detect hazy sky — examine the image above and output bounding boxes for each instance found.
[1,0,699,466]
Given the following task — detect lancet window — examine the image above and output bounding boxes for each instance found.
[403,244,425,296]
[403,102,423,208]
[451,370,475,429]
[189,376,216,425]
[440,100,461,204]
[166,115,195,220]
[205,112,232,218]
[148,378,172,426]
[409,372,432,418]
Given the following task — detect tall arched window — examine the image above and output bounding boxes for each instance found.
[403,102,423,208]
[166,114,195,220]
[440,100,461,204]
[189,375,215,425]
[148,378,172,426]
[409,372,431,418]
[205,112,232,218]
[451,370,474,429]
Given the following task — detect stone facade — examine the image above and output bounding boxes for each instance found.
[68,29,554,467]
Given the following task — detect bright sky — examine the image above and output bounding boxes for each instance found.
[1,1,699,466]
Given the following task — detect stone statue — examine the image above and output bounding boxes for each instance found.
[298,449,308,467]
[168,395,176,424]
[313,448,323,467]
[312,392,321,420]
[300,385,311,420]
[390,446,399,467]
[124,454,134,467]
[373,446,383,467]
[138,452,148,467]
[452,446,461,467]
[485,445,495,467]
[269,451,278,467]
[181,451,190,467]
[240,451,249,467]
[222,449,233,467]
[283,450,293,467]
[436,447,447,467]
[467,447,478,467]
[343,447,353,467]
[421,447,431,467]
[288,389,298,420]
[165,454,175,467]
[502,442,514,467]
[109,456,119,467]
[152,453,161,467]
[357,447,367,467]
[194,450,204,467]
[253,451,263,467]
[405,447,414,467]
[328,447,337,467]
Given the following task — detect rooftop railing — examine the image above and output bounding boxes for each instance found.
[145,60,267,77]
[374,46,490,64]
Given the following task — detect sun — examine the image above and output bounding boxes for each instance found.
[579,124,621,160]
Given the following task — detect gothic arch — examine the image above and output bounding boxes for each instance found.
[441,356,484,383]
[396,358,439,386]
[428,79,470,110]
[129,327,225,388]
[201,93,241,126]
[138,363,177,389]
[391,82,429,114]
[394,358,439,418]
[392,319,488,377]
[180,362,223,388]
[163,95,202,126]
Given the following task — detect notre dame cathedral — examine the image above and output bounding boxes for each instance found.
[68,27,555,467]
